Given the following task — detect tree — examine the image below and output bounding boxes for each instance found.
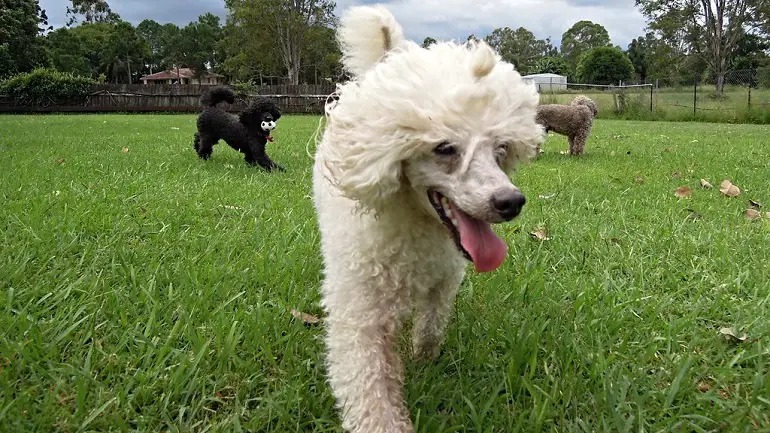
[731,32,770,71]
[66,0,119,26]
[626,33,656,82]
[635,0,766,94]
[225,0,337,85]
[103,21,148,84]
[484,27,557,75]
[422,37,437,48]
[46,27,91,76]
[534,56,571,76]
[577,46,634,84]
[0,0,52,77]
[302,25,341,83]
[175,14,223,78]
[136,19,167,74]
[219,19,281,82]
[561,20,612,74]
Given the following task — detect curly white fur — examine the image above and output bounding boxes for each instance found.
[312,5,545,433]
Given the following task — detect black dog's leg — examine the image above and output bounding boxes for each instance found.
[196,134,215,160]
[245,149,284,172]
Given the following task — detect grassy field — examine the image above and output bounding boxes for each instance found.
[1,114,769,432]
[541,85,770,124]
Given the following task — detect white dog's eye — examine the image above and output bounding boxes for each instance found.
[433,141,456,156]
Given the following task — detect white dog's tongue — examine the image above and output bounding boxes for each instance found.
[449,202,508,272]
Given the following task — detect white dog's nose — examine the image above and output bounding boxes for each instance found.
[492,189,526,220]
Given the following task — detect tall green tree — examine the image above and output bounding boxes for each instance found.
[219,18,281,82]
[66,0,119,26]
[560,20,612,75]
[103,21,148,84]
[175,14,223,78]
[302,24,341,83]
[635,0,767,93]
[136,19,167,74]
[422,37,437,48]
[484,27,556,75]
[577,46,634,84]
[0,0,51,77]
[225,0,336,84]
[46,27,91,76]
[626,33,655,82]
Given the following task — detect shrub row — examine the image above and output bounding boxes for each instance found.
[0,68,96,106]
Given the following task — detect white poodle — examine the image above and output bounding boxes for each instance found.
[312,5,545,433]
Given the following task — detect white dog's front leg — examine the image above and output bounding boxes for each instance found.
[411,272,464,361]
[325,312,414,433]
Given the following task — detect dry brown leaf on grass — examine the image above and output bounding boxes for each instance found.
[635,175,645,184]
[719,180,741,197]
[749,199,761,209]
[719,327,748,343]
[530,226,551,241]
[700,179,713,188]
[291,309,321,325]
[675,186,692,198]
[122,147,129,153]
[671,171,681,179]
[55,158,65,165]
[697,381,713,393]
[743,209,761,220]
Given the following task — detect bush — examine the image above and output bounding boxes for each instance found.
[534,56,571,77]
[0,68,96,106]
[231,80,257,96]
[577,47,634,85]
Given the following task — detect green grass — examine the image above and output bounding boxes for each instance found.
[541,85,770,124]
[1,114,769,432]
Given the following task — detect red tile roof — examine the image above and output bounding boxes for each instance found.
[140,68,224,80]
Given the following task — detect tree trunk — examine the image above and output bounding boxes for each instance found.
[716,72,725,95]
[287,63,299,85]
[127,55,132,84]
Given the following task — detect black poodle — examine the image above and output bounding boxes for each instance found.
[193,86,284,171]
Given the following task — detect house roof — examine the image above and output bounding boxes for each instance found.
[140,68,224,80]
[522,73,566,78]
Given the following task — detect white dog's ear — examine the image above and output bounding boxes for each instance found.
[337,5,406,77]
[324,137,405,212]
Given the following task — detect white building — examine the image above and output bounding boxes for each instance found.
[522,73,568,92]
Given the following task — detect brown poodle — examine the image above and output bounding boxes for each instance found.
[535,95,598,156]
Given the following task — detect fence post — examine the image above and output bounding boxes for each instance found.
[748,86,752,110]
[650,84,653,112]
[693,79,697,115]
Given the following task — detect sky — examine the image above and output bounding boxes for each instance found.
[38,0,649,49]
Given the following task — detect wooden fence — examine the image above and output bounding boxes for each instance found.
[0,83,338,114]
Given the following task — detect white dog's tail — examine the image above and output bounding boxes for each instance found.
[337,5,406,77]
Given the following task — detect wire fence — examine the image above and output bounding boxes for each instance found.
[533,67,770,122]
